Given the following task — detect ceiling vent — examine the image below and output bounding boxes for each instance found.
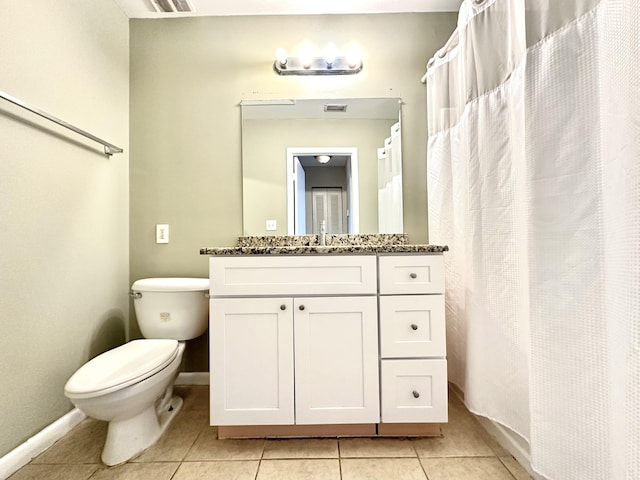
[149,0,194,13]
[324,104,348,113]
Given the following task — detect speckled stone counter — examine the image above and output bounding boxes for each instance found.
[201,234,448,256]
[236,234,409,247]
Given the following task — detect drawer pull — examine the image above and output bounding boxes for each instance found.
[412,390,420,399]
[299,305,305,311]
[411,323,418,331]
[280,304,287,311]
[409,272,417,279]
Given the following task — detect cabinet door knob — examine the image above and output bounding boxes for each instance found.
[412,390,420,399]
[409,272,417,279]
[411,323,418,331]
[299,305,305,311]
[280,304,287,311]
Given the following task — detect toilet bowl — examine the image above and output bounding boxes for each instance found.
[64,278,209,466]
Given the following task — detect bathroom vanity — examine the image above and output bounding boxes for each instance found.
[201,235,448,438]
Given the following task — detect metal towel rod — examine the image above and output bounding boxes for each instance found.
[0,89,123,156]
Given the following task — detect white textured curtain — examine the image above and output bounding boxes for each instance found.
[426,1,639,479]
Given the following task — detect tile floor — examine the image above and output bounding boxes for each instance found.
[9,386,532,480]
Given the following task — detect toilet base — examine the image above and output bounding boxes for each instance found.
[101,395,184,466]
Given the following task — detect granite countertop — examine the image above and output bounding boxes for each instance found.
[200,234,448,256]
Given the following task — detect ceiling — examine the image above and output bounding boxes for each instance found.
[114,0,463,18]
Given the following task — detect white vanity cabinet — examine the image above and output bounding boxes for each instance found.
[378,254,448,423]
[208,251,448,432]
[209,255,380,427]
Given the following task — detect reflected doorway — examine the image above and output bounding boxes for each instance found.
[287,147,359,235]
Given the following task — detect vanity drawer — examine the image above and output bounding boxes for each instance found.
[210,255,377,297]
[379,295,446,358]
[378,255,444,295]
[380,359,448,423]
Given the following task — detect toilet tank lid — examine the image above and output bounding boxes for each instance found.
[64,339,179,398]
[132,277,209,292]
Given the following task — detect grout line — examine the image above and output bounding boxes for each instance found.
[254,458,262,480]
[168,462,180,480]
[337,439,343,480]
[417,456,431,480]
[497,455,524,480]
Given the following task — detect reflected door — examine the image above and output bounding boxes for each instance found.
[312,187,344,234]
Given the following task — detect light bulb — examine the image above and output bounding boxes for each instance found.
[275,48,288,66]
[346,47,361,68]
[323,43,337,66]
[316,155,331,164]
[300,47,313,69]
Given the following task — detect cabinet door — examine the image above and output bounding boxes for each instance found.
[293,296,380,424]
[210,297,294,426]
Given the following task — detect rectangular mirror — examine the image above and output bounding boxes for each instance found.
[241,98,403,236]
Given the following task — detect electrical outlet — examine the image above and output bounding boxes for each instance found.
[156,224,169,243]
[266,220,277,231]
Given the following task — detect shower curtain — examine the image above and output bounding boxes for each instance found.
[378,120,403,233]
[426,1,639,479]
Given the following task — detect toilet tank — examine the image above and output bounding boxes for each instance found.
[131,278,209,340]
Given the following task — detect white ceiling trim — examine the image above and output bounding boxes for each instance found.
[114,0,462,18]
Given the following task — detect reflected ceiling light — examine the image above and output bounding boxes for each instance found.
[273,44,363,76]
[316,155,331,164]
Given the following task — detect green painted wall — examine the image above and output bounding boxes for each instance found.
[130,13,458,371]
[0,0,129,457]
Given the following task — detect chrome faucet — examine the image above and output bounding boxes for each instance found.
[319,220,327,246]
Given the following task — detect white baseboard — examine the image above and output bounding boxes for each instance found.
[474,416,545,480]
[176,371,209,385]
[0,408,86,480]
[0,373,208,480]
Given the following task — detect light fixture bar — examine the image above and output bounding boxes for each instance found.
[274,56,363,76]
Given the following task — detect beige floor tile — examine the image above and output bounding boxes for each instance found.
[173,460,259,479]
[421,457,514,480]
[132,409,208,462]
[339,437,417,458]
[263,438,339,458]
[412,423,495,457]
[31,418,106,465]
[445,395,511,458]
[90,462,179,480]
[341,458,428,480]
[500,456,533,479]
[475,425,511,456]
[7,464,98,480]
[447,392,512,457]
[185,429,264,460]
[174,385,210,411]
[446,397,483,430]
[257,459,340,480]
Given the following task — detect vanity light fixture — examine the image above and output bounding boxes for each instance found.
[273,44,363,76]
[316,155,332,164]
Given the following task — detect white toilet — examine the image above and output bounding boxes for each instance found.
[64,277,209,466]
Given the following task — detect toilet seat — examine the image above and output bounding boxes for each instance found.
[64,339,179,399]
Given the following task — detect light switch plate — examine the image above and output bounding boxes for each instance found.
[156,224,169,243]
